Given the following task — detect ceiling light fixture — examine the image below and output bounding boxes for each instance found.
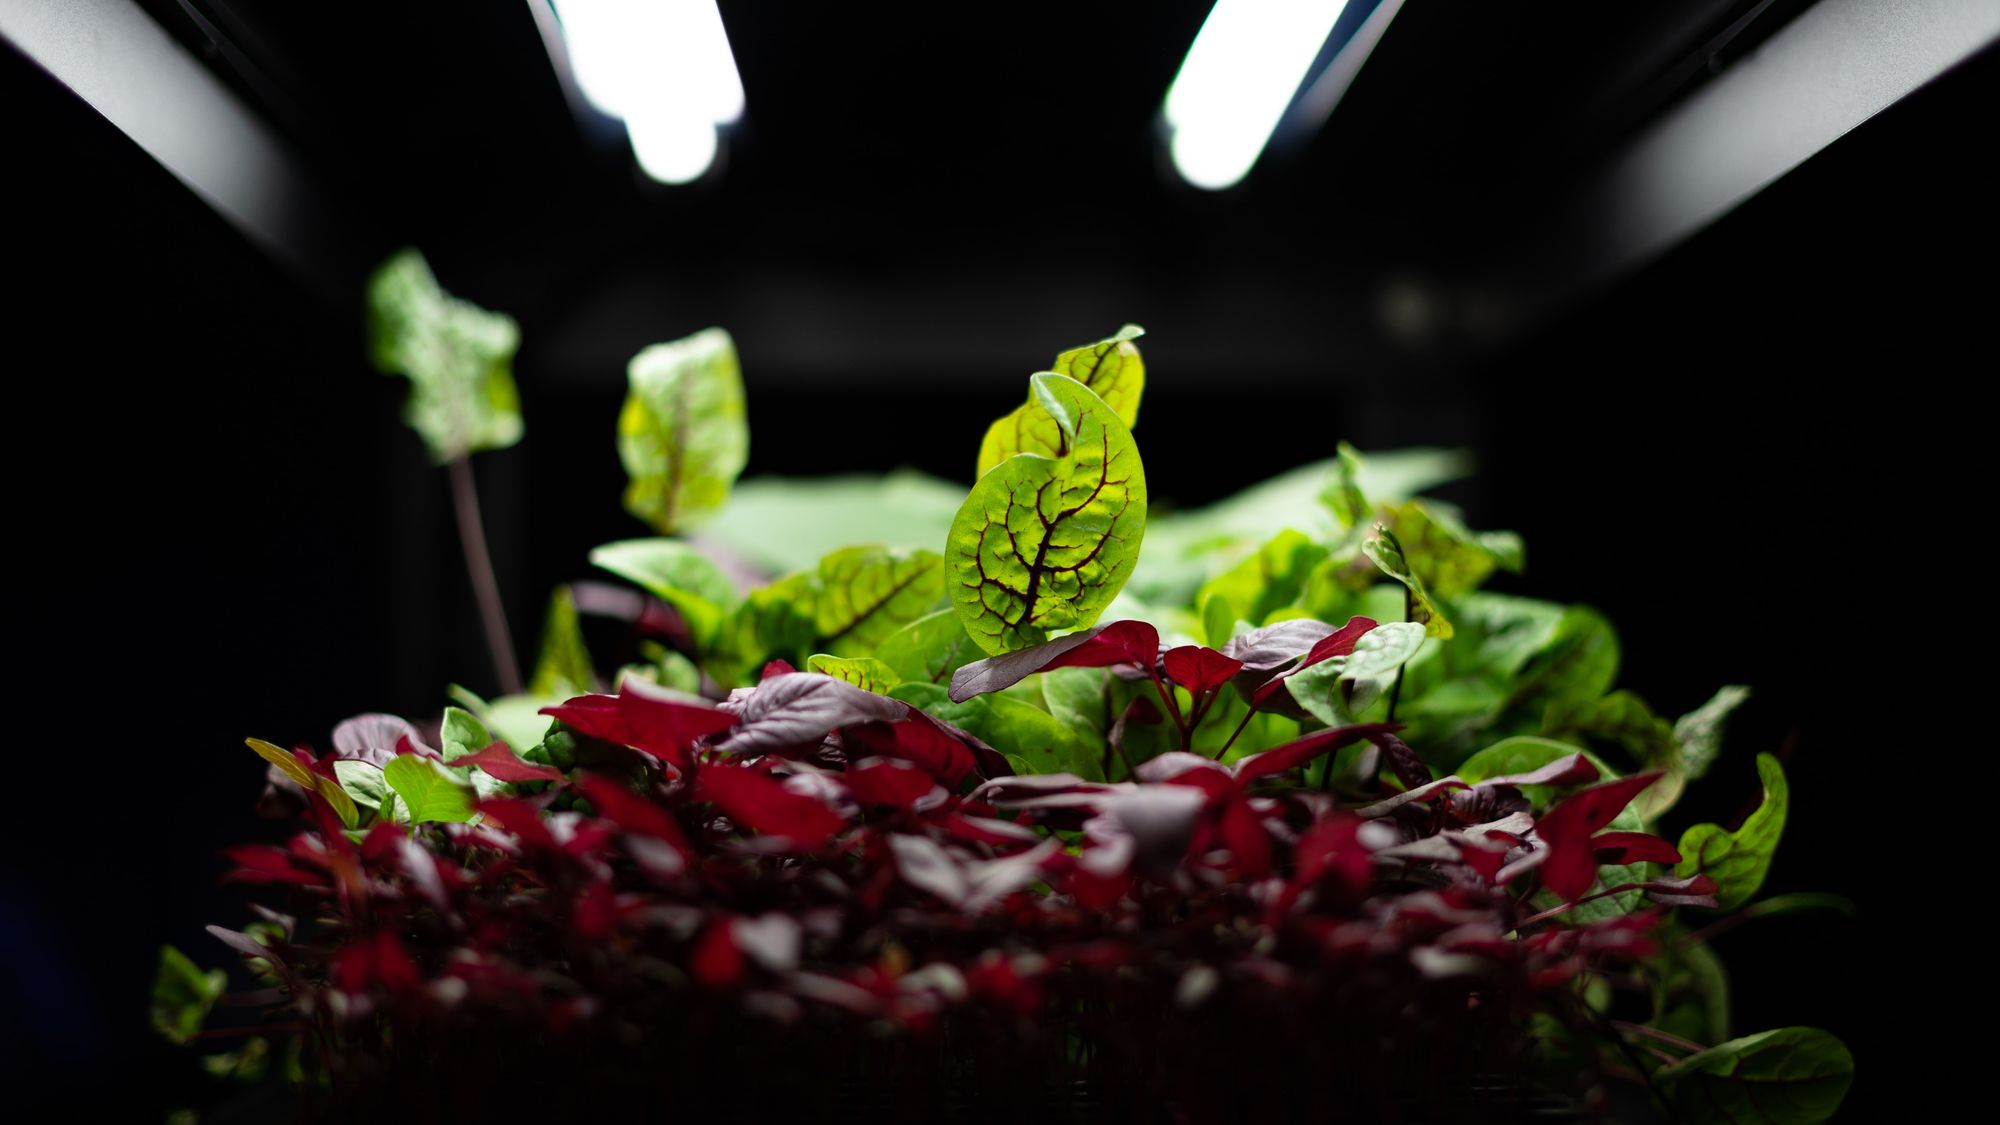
[548,0,744,185]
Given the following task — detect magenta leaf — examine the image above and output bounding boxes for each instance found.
[845,759,939,810]
[1537,771,1664,901]
[573,775,687,849]
[1161,645,1244,694]
[1236,722,1401,784]
[617,678,739,762]
[1591,831,1682,866]
[456,742,565,784]
[697,764,845,848]
[947,620,1160,702]
[1300,616,1381,668]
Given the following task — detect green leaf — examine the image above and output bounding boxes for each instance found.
[977,325,1145,476]
[617,327,748,534]
[382,755,477,823]
[591,537,742,648]
[1677,753,1789,911]
[1320,442,1372,529]
[1504,604,1620,718]
[710,570,821,687]
[1544,690,1683,819]
[892,681,1102,779]
[696,471,969,576]
[814,545,946,656]
[332,759,388,811]
[1677,684,1753,782]
[1195,529,1327,641]
[875,608,982,685]
[948,374,1147,655]
[439,706,492,762]
[476,693,563,758]
[1457,735,1618,806]
[1652,937,1732,1047]
[1361,524,1452,639]
[529,585,596,697]
[1040,666,1110,743]
[244,737,314,789]
[806,654,903,694]
[366,249,522,463]
[1338,621,1428,711]
[1380,499,1524,599]
[201,1036,271,1083]
[150,945,226,1045]
[1655,1027,1853,1123]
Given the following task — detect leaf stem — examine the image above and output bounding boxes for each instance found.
[449,456,522,695]
[1385,584,1413,723]
[1215,701,1260,760]
[1613,1020,1707,1056]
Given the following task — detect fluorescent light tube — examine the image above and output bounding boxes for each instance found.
[550,0,744,184]
[1163,0,1352,190]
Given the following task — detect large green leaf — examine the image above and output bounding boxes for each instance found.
[1656,1027,1853,1123]
[1195,529,1327,643]
[618,328,748,534]
[332,760,389,812]
[591,538,742,647]
[151,945,226,1045]
[948,374,1147,655]
[977,325,1145,476]
[874,608,982,685]
[711,570,821,687]
[366,249,523,463]
[893,681,1102,779]
[529,585,597,697]
[1507,604,1620,717]
[1677,753,1789,911]
[382,756,478,824]
[696,471,968,576]
[814,545,946,656]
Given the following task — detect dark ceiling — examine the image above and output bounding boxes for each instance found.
[127,0,1801,387]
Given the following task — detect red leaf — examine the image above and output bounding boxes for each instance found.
[842,718,977,786]
[359,821,405,865]
[697,765,845,849]
[1301,616,1380,667]
[691,918,744,989]
[1236,723,1400,784]
[573,775,688,852]
[1162,645,1245,694]
[845,759,938,809]
[455,741,565,784]
[1591,831,1682,866]
[948,620,1160,702]
[1212,797,1273,878]
[1537,772,1664,901]
[539,694,634,745]
[573,882,616,941]
[1293,814,1370,895]
[222,845,320,886]
[618,678,738,764]
[476,797,557,851]
[761,659,798,681]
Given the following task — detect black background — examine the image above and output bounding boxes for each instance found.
[8,3,1983,1117]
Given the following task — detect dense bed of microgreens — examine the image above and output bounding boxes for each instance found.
[151,258,1852,1123]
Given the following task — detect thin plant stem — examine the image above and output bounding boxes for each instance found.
[449,456,522,695]
[1613,1021,1707,1055]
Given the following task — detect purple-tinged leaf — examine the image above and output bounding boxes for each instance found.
[332,713,417,765]
[1481,752,1602,791]
[1300,616,1381,668]
[711,673,908,756]
[1640,873,1720,907]
[1367,730,1432,791]
[1219,619,1338,673]
[456,742,565,784]
[842,715,984,786]
[947,620,1159,703]
[1236,723,1400,784]
[845,759,939,810]
[1355,776,1472,819]
[1162,645,1244,694]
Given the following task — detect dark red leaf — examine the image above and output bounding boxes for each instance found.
[573,882,616,941]
[1162,645,1245,694]
[691,918,744,989]
[222,845,320,886]
[477,797,558,851]
[359,821,405,865]
[1537,772,1664,901]
[948,620,1160,702]
[697,765,845,848]
[618,678,739,764]
[845,758,938,809]
[1367,730,1432,791]
[761,659,797,680]
[842,718,978,786]
[539,694,634,746]
[1300,616,1381,667]
[1236,723,1401,784]
[573,775,688,851]
[1212,796,1273,878]
[1591,831,1681,866]
[1293,813,1370,896]
[455,741,566,784]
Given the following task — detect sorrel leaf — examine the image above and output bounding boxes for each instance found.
[1676,684,1752,782]
[976,325,1144,476]
[618,328,748,533]
[1676,753,1789,911]
[696,471,966,574]
[529,585,597,697]
[366,249,522,463]
[874,608,983,685]
[806,654,903,694]
[592,538,741,646]
[948,374,1147,654]
[813,545,945,656]
[382,756,478,823]
[151,945,226,1045]
[1655,1027,1853,1123]
[1360,524,1452,639]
